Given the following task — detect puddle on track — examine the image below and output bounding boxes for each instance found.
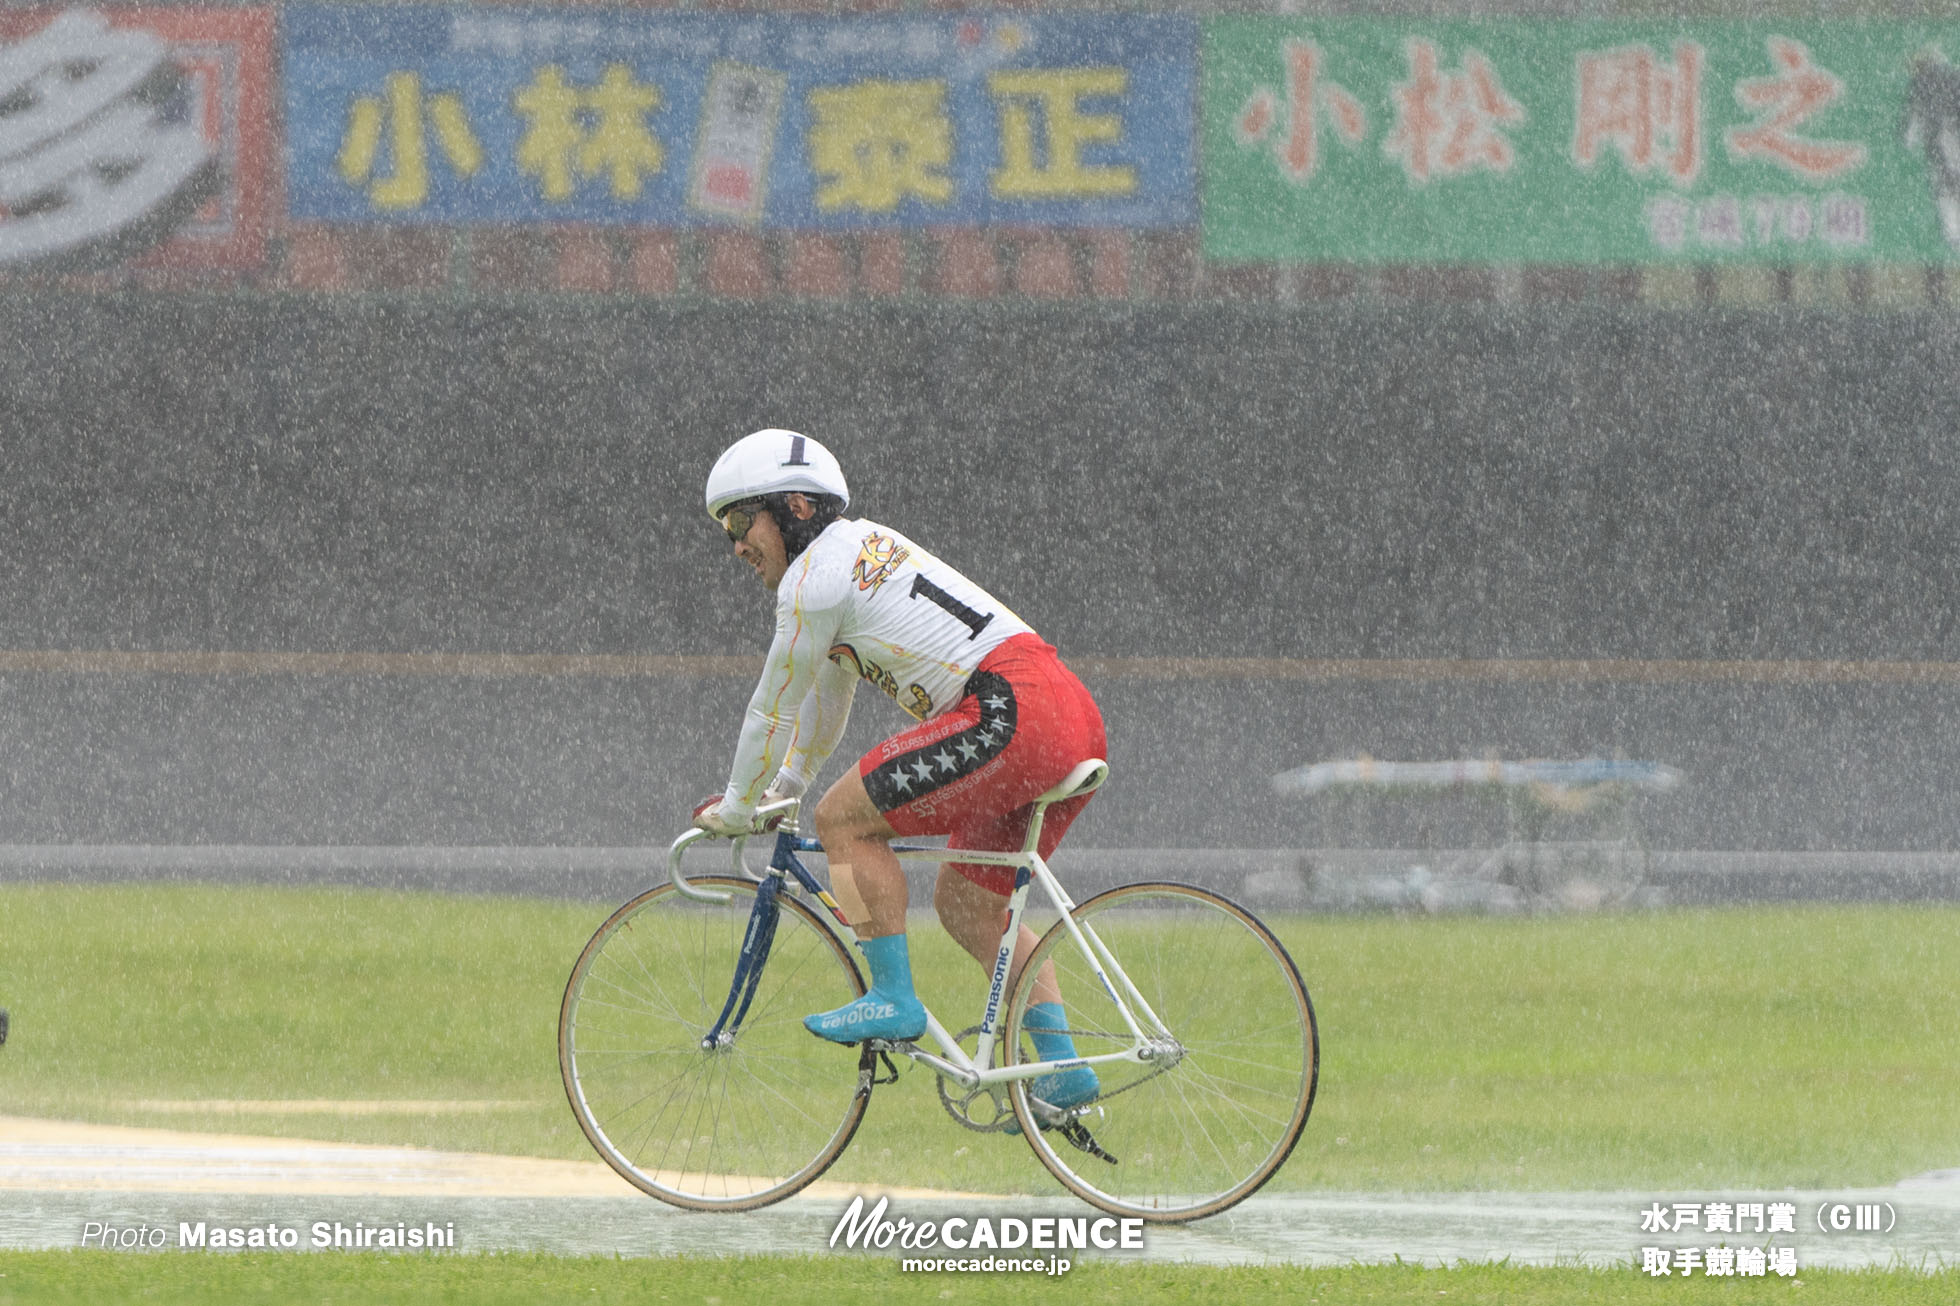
[3,1119,1955,1268]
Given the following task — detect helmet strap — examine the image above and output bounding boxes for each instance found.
[767,493,842,560]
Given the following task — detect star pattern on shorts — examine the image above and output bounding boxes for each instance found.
[866,674,1020,812]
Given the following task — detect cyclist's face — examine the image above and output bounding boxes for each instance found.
[723,498,795,590]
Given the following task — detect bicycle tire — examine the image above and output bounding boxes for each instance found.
[559,874,871,1211]
[1004,881,1317,1222]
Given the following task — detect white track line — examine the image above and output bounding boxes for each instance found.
[0,1117,987,1201]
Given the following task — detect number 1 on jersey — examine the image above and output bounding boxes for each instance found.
[909,575,994,640]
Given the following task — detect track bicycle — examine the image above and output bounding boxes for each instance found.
[558,760,1319,1222]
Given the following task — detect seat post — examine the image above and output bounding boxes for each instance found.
[1021,807,1050,856]
[1020,759,1110,854]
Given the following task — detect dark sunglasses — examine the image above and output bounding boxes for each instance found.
[719,499,769,545]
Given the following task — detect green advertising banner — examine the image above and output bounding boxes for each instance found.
[1204,19,1960,263]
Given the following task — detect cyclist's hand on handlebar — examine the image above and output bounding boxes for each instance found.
[690,795,785,838]
[690,796,752,837]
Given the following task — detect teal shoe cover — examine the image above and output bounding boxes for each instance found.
[1006,1002,1100,1132]
[805,934,927,1044]
[803,990,927,1043]
[1029,1063,1101,1110]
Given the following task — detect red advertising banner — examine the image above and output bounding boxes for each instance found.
[0,7,276,271]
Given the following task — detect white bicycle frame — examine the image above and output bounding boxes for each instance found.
[665,760,1181,1106]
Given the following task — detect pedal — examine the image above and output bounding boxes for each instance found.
[854,1048,902,1098]
[1057,1118,1117,1165]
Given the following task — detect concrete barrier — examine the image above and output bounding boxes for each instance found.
[7,845,1958,909]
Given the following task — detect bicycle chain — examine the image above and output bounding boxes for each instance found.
[936,1023,1180,1131]
[867,1018,1182,1135]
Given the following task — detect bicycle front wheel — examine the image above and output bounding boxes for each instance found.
[559,874,869,1210]
[1005,882,1317,1221]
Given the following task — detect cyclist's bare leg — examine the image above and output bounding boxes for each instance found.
[935,867,1062,1006]
[807,773,1064,1007]
[800,772,928,1042]
[812,771,905,939]
[938,865,1097,1113]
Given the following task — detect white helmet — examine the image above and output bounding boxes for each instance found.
[705,429,850,520]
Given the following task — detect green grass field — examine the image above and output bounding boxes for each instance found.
[2,882,1957,1303]
[1,1252,1956,1306]
[3,882,1955,1195]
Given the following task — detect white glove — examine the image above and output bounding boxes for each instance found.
[691,795,786,837]
[691,797,755,837]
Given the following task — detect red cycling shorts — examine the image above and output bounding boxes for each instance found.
[858,634,1106,895]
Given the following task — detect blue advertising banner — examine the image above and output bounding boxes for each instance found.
[284,5,1196,227]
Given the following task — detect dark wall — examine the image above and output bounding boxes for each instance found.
[2,295,1956,851]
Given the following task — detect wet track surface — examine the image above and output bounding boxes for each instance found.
[4,1118,1956,1268]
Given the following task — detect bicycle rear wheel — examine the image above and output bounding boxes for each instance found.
[1005,882,1317,1221]
[559,874,869,1210]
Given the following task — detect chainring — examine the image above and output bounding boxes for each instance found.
[935,1025,1018,1133]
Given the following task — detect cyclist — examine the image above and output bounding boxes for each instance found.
[693,428,1105,1112]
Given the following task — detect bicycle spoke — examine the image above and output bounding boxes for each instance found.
[1004,883,1317,1221]
[561,877,868,1211]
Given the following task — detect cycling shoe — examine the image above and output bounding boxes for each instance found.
[803,991,927,1044]
[1006,1063,1100,1134]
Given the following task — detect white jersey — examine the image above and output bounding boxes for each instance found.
[720,517,1035,816]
